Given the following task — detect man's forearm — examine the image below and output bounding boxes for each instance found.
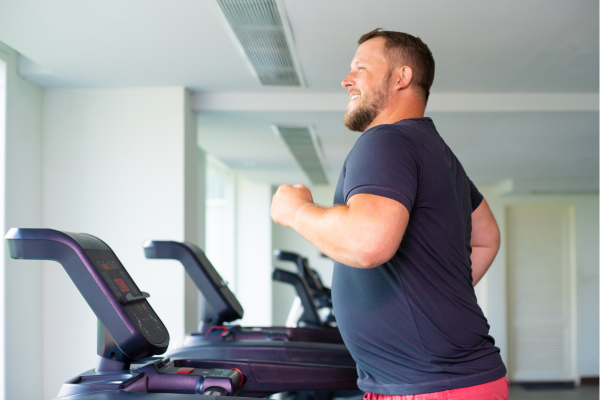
[271,185,408,269]
[291,195,408,269]
[269,184,362,265]
[293,203,370,268]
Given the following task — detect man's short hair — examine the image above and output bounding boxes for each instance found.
[359,28,435,103]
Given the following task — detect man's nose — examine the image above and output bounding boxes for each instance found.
[341,72,355,88]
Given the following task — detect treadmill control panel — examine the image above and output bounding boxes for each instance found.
[86,249,168,345]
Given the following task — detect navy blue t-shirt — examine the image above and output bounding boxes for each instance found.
[331,117,506,395]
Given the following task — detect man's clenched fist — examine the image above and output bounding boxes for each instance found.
[271,184,314,228]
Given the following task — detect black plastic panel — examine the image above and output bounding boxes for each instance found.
[123,302,168,345]
[86,249,168,344]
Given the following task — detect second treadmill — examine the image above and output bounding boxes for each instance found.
[143,240,351,365]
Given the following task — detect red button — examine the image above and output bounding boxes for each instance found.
[177,367,194,374]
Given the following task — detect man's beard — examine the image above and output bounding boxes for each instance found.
[343,72,391,132]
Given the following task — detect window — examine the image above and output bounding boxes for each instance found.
[205,156,237,293]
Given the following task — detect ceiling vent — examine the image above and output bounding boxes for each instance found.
[274,126,329,185]
[215,0,305,87]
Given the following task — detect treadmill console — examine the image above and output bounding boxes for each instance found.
[5,228,169,361]
[85,248,167,344]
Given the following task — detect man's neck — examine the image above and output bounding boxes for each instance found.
[366,95,426,130]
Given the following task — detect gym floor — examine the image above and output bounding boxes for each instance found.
[508,383,599,400]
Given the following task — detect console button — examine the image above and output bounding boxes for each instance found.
[177,367,194,374]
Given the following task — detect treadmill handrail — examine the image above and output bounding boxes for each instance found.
[272,268,323,327]
[274,249,325,291]
[143,240,244,324]
[5,228,169,364]
[304,260,326,291]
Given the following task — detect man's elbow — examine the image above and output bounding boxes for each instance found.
[354,242,397,269]
[355,252,380,269]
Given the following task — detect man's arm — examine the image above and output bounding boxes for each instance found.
[470,198,500,285]
[271,184,409,269]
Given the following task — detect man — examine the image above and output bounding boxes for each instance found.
[271,29,507,399]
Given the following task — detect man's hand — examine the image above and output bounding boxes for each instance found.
[271,184,314,228]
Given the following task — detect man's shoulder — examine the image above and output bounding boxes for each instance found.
[351,122,422,157]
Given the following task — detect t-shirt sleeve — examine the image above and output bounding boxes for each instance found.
[343,128,417,213]
[469,179,484,212]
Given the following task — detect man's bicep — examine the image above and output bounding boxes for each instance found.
[471,198,500,248]
[347,193,409,266]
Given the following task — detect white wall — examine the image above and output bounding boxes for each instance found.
[271,186,335,326]
[41,87,199,399]
[477,191,599,380]
[0,41,44,400]
[235,175,272,327]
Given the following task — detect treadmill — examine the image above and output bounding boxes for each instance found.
[5,228,358,400]
[273,250,336,327]
[142,241,348,361]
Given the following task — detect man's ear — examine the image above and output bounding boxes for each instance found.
[394,66,413,91]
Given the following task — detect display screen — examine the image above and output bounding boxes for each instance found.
[114,279,130,293]
[85,250,168,344]
[86,250,141,301]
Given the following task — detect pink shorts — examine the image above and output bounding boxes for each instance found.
[363,376,509,400]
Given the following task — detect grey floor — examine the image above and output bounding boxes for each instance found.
[509,384,599,400]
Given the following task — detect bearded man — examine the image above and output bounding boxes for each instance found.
[271,29,508,400]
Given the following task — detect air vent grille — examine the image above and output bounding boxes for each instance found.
[275,126,329,185]
[216,0,304,86]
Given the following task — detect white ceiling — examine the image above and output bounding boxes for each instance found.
[1,0,597,92]
[0,0,598,191]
